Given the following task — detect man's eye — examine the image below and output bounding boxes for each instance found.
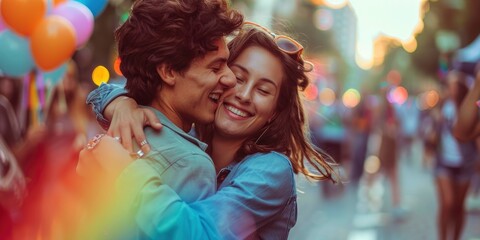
[236,77,244,84]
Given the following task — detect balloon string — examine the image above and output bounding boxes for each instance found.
[37,72,45,108]
[28,72,39,127]
[17,74,30,134]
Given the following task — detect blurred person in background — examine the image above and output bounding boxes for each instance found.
[0,75,27,240]
[0,76,23,152]
[349,92,373,185]
[0,76,51,175]
[397,96,420,164]
[375,84,406,220]
[453,62,480,141]
[435,70,478,240]
[307,96,346,198]
[453,62,480,214]
[0,76,37,165]
[11,60,102,240]
[419,103,442,170]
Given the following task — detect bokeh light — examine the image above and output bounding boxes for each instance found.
[342,88,361,108]
[318,87,336,106]
[364,155,381,174]
[386,69,402,86]
[313,8,334,31]
[425,90,439,108]
[304,83,319,101]
[92,65,109,86]
[323,0,348,9]
[113,57,123,76]
[387,86,408,105]
[402,37,418,53]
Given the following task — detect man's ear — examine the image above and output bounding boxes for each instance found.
[156,64,176,86]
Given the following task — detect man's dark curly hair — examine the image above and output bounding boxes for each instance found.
[115,0,243,105]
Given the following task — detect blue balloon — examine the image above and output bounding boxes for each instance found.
[43,63,68,86]
[73,0,108,18]
[0,30,34,77]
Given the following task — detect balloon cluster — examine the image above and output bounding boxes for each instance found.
[0,0,108,85]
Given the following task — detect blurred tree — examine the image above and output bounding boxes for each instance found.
[412,0,480,79]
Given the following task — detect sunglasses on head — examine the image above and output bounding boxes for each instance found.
[242,21,313,72]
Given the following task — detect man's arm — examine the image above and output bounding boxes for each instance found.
[112,159,220,240]
[86,83,128,129]
[86,83,161,152]
[77,135,218,239]
[453,73,480,141]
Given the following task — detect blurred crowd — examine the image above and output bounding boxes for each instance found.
[0,59,103,239]
[306,64,480,239]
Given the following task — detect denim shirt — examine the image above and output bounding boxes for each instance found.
[115,152,297,240]
[86,82,128,130]
[87,84,217,239]
[207,152,298,239]
[111,111,218,239]
[86,83,298,239]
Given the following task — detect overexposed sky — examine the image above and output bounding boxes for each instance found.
[348,0,426,68]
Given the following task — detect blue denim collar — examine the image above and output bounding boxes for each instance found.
[143,106,208,151]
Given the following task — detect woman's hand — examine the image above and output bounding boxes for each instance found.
[77,134,140,214]
[77,135,135,184]
[105,97,162,153]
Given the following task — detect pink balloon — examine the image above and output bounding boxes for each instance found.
[52,1,94,46]
[0,2,6,32]
[0,15,6,32]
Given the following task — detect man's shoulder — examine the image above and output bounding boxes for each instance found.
[145,126,210,160]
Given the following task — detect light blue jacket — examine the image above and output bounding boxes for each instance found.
[86,83,297,239]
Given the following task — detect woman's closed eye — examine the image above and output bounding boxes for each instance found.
[236,76,245,84]
[257,88,270,95]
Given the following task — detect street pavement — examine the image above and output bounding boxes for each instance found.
[289,139,480,240]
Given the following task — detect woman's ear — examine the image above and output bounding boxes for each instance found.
[156,64,176,86]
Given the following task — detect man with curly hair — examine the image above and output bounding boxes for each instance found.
[78,0,243,238]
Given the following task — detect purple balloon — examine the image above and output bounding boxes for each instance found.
[52,1,94,47]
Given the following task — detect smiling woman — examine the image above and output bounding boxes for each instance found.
[214,45,283,140]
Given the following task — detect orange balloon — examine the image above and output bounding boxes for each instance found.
[31,16,76,71]
[113,57,123,76]
[53,0,67,6]
[1,0,46,36]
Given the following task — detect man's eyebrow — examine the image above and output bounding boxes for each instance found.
[207,57,228,67]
